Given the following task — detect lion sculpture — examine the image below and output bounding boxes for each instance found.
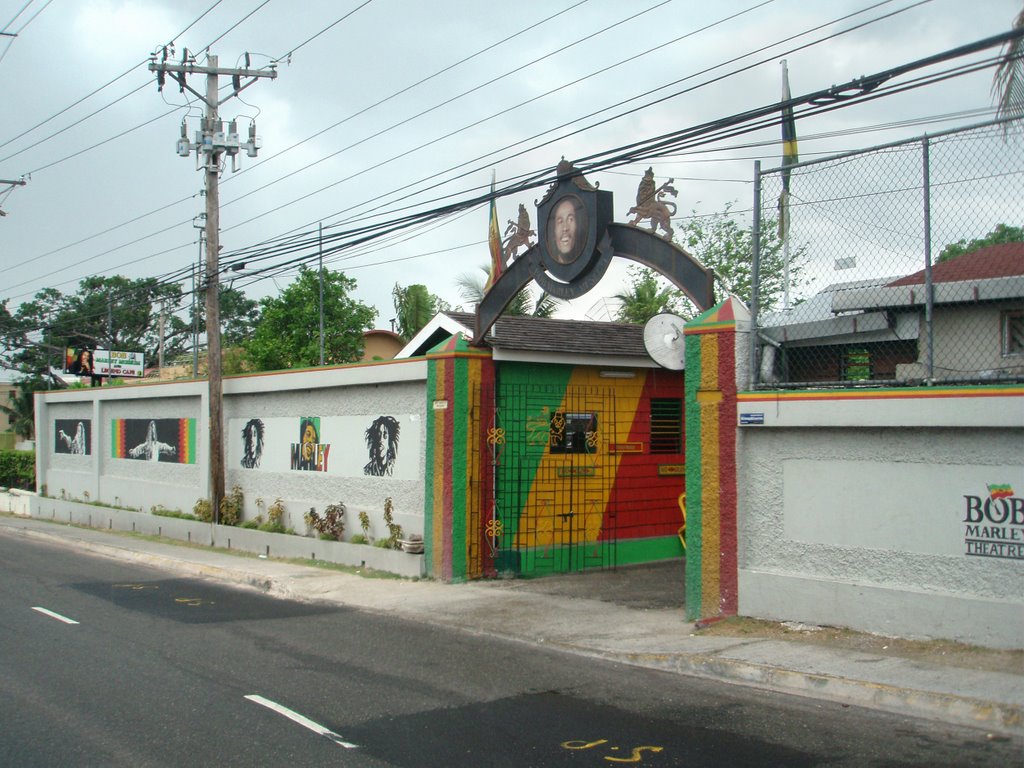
[502,203,536,262]
[627,168,677,241]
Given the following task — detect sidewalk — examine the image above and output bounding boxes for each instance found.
[1,513,1020,737]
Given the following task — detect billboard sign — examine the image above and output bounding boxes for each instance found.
[95,349,145,377]
[64,347,145,378]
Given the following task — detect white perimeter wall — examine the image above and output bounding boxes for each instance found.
[736,390,1024,649]
[35,359,428,539]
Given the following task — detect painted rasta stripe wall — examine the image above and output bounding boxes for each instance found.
[424,334,687,582]
[424,334,494,582]
[495,363,686,571]
[684,298,743,621]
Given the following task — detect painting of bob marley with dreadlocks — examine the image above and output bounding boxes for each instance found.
[363,415,400,476]
[241,418,265,469]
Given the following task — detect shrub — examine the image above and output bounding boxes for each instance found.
[383,496,403,550]
[193,498,213,522]
[259,498,286,533]
[350,534,368,545]
[152,506,197,521]
[0,450,34,491]
[305,502,345,541]
[219,485,244,527]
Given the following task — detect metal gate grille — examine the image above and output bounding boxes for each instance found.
[482,383,620,576]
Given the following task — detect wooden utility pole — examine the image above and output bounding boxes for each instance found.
[0,178,27,217]
[149,50,276,520]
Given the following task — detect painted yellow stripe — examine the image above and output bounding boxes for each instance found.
[432,359,447,576]
[464,359,482,578]
[699,335,721,611]
[515,368,647,549]
[739,386,1024,402]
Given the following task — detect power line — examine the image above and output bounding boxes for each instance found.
[0,0,612,278]
[0,3,999,309]
[0,0,225,152]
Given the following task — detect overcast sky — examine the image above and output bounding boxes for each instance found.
[0,0,1019,333]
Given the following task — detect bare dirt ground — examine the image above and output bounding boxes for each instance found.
[692,615,1023,675]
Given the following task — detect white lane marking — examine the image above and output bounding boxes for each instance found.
[31,606,79,625]
[244,694,358,749]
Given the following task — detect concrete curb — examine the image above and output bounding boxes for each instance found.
[608,651,1022,737]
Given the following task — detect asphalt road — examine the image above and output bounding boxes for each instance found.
[1,535,1016,767]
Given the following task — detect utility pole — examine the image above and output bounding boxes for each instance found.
[149,48,276,520]
[318,223,324,366]
[0,178,27,217]
[157,300,167,371]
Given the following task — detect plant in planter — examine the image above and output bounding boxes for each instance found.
[305,501,344,541]
[193,498,213,522]
[219,485,244,527]
[260,497,287,533]
[383,496,403,549]
[358,510,371,541]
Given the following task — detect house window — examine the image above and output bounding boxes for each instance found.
[1003,310,1024,356]
[650,398,682,454]
[550,411,597,454]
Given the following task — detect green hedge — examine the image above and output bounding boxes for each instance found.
[0,450,35,491]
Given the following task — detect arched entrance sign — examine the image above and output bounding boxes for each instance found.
[474,160,715,344]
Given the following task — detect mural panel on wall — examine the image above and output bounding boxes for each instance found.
[54,419,91,455]
[111,419,197,463]
[228,415,419,480]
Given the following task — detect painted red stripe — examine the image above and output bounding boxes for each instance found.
[442,357,455,581]
[717,333,738,615]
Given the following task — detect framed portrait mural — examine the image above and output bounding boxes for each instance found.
[228,414,420,480]
[54,419,91,455]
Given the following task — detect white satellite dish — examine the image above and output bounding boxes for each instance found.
[643,312,686,370]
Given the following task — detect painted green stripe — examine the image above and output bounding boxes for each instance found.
[496,362,575,540]
[424,357,437,573]
[684,333,704,621]
[451,355,469,580]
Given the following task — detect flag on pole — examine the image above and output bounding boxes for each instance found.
[778,59,799,240]
[484,171,503,293]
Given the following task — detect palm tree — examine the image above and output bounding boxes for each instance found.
[612,266,685,325]
[994,7,1024,126]
[392,283,449,342]
[455,266,559,318]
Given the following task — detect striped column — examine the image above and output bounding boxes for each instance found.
[684,298,745,621]
[424,334,493,582]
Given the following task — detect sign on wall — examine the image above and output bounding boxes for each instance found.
[228,414,420,480]
[64,347,145,378]
[54,419,91,455]
[784,459,1023,561]
[963,483,1022,561]
[111,418,196,463]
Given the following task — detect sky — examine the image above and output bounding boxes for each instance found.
[0,0,1019,342]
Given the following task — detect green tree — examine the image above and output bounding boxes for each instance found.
[613,266,688,324]
[3,276,190,377]
[0,376,49,440]
[189,285,261,347]
[392,283,449,342]
[679,204,801,313]
[610,204,802,324]
[455,266,559,318]
[244,266,376,371]
[937,223,1023,263]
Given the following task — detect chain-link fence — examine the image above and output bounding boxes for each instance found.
[751,119,1023,388]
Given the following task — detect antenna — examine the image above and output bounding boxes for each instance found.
[643,312,686,370]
